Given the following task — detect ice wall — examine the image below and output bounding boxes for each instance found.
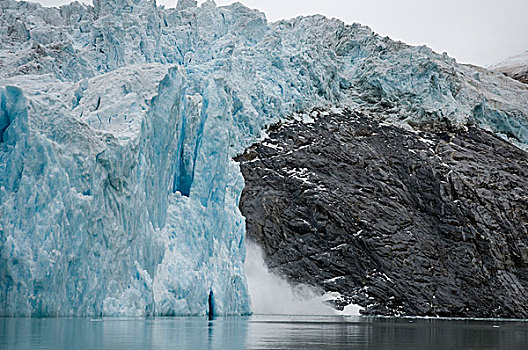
[0,0,527,316]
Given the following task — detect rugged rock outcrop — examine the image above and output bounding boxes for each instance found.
[237,109,528,318]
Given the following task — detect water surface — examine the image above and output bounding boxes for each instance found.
[1,315,527,349]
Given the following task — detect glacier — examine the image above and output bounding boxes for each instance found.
[0,0,527,317]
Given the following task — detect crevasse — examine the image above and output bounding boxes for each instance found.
[0,0,527,316]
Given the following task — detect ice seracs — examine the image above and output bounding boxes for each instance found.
[0,0,527,316]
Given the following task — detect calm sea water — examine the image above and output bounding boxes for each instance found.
[1,315,527,349]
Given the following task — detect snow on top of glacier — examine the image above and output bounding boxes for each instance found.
[489,51,528,78]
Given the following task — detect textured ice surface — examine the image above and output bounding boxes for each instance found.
[1,0,528,316]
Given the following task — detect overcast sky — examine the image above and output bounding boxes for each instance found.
[33,0,528,66]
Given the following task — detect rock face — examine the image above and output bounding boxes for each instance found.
[237,109,528,318]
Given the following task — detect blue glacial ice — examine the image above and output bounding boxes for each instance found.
[0,0,527,316]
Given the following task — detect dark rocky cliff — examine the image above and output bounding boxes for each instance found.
[236,109,528,318]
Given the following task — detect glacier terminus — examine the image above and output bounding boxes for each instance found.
[0,0,527,317]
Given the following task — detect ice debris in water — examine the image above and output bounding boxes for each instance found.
[0,0,527,316]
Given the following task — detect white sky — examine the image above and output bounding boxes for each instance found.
[32,0,528,66]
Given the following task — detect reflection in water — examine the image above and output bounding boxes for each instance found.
[246,316,528,349]
[1,316,528,349]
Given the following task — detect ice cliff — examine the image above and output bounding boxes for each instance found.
[0,0,527,316]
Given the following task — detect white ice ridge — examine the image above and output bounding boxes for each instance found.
[0,0,527,316]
